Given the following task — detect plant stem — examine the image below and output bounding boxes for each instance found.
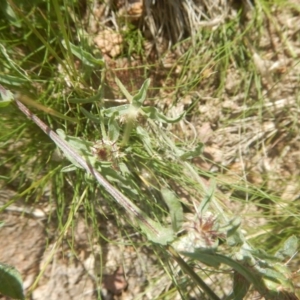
[168,245,220,300]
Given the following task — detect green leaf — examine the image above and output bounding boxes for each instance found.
[61,40,104,67]
[225,217,244,247]
[0,74,29,86]
[61,165,78,172]
[234,243,257,266]
[161,187,183,232]
[139,220,174,245]
[180,143,204,160]
[275,235,298,261]
[141,106,185,123]
[132,78,150,106]
[0,263,24,299]
[118,161,131,177]
[198,181,215,215]
[115,77,133,102]
[0,2,21,26]
[136,126,154,156]
[69,90,102,103]
[0,44,29,80]
[56,129,96,168]
[231,271,251,300]
[80,107,102,122]
[102,104,130,117]
[257,266,285,283]
[271,263,295,292]
[249,248,279,262]
[108,113,120,142]
[255,263,296,295]
[0,84,14,107]
[182,251,267,295]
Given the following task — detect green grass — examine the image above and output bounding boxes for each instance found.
[1,0,300,299]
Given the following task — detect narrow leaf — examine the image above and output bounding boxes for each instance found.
[0,44,29,80]
[69,90,102,103]
[115,78,133,102]
[275,235,298,261]
[1,2,21,26]
[232,271,251,299]
[81,107,102,122]
[180,143,204,160]
[16,94,77,122]
[182,251,267,295]
[102,104,130,117]
[0,263,24,300]
[61,40,104,67]
[136,126,154,156]
[132,78,150,106]
[0,74,28,86]
[61,165,78,172]
[140,221,174,245]
[168,246,220,300]
[0,99,12,108]
[142,106,185,123]
[108,113,120,142]
[198,180,215,215]
[56,129,96,168]
[0,84,14,107]
[225,217,244,246]
[161,187,183,232]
